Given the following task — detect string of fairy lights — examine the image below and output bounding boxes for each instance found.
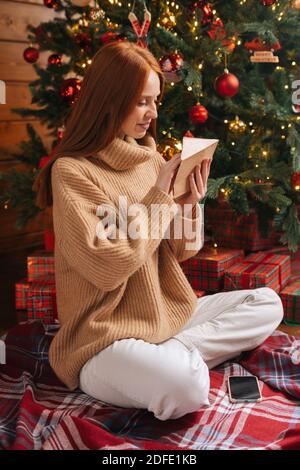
[3,0,300,215]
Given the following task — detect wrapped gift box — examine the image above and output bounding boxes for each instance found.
[15,275,55,311]
[245,252,291,291]
[15,278,30,310]
[26,282,58,324]
[224,261,280,292]
[181,246,244,292]
[279,279,300,325]
[27,250,55,281]
[205,206,281,252]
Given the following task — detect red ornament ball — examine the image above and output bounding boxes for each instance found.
[38,148,56,169]
[214,71,239,98]
[291,172,300,191]
[201,3,214,24]
[23,47,39,63]
[159,53,184,72]
[74,32,93,51]
[57,126,65,141]
[48,54,62,66]
[60,78,81,104]
[43,0,60,8]
[100,32,118,44]
[35,26,47,45]
[260,0,276,5]
[189,104,208,125]
[184,130,195,137]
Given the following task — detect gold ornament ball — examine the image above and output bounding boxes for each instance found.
[158,136,181,161]
[160,7,177,30]
[89,7,105,21]
[228,116,247,134]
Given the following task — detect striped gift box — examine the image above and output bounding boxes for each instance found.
[26,282,58,324]
[245,252,291,290]
[181,246,244,292]
[279,279,300,325]
[224,261,280,292]
[27,250,55,282]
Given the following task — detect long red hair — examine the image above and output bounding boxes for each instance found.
[32,41,165,209]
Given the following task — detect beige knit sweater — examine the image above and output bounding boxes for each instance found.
[49,133,203,390]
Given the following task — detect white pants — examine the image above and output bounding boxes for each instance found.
[79,287,283,421]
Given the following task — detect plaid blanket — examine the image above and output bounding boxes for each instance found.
[0,320,300,450]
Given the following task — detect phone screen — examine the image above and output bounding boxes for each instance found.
[228,376,262,402]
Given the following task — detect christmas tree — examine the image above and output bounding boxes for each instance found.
[1,0,300,250]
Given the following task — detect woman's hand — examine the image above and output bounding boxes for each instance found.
[154,153,182,195]
[175,159,211,210]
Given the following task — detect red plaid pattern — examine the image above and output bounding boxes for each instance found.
[181,246,244,291]
[15,278,30,310]
[205,206,280,251]
[224,261,280,292]
[2,322,300,450]
[27,250,55,281]
[26,282,58,324]
[245,252,291,290]
[280,279,300,325]
[15,275,55,312]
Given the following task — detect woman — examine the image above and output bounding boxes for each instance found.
[33,41,283,421]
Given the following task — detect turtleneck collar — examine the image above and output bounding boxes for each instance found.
[95,132,157,171]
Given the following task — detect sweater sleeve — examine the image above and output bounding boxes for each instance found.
[152,152,204,262]
[51,158,179,292]
[165,202,204,263]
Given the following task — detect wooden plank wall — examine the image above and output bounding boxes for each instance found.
[0,0,62,253]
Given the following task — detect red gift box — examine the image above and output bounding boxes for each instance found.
[181,246,244,292]
[279,279,300,325]
[205,206,281,251]
[245,252,291,290]
[26,282,58,324]
[15,275,55,311]
[15,278,30,310]
[224,261,280,292]
[27,250,55,281]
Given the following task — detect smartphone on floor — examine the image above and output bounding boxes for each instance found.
[227,375,262,403]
